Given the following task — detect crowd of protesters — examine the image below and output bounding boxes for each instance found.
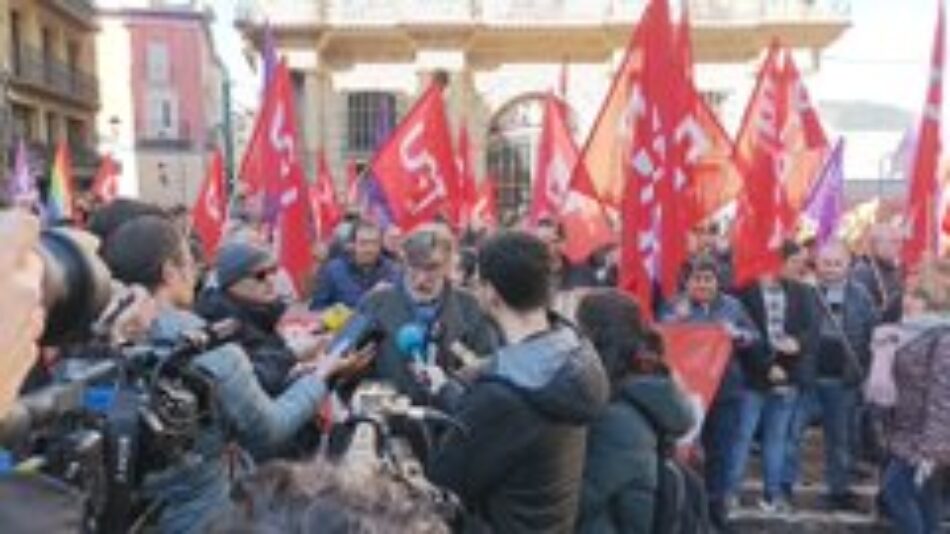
[2,196,950,534]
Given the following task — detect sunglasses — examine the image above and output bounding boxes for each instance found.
[250,266,278,282]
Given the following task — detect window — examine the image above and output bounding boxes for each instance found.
[46,112,58,146]
[10,11,21,75]
[41,27,53,82]
[67,119,85,146]
[11,104,34,141]
[147,41,170,85]
[700,90,728,114]
[486,94,550,222]
[146,89,179,138]
[346,92,397,153]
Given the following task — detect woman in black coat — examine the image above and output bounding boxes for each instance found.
[575,289,695,534]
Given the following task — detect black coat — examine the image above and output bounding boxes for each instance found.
[576,375,695,534]
[358,282,500,403]
[736,280,818,390]
[194,289,296,395]
[428,320,609,534]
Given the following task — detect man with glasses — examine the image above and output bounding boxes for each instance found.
[196,240,325,397]
[359,223,498,402]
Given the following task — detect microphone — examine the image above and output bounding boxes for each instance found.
[395,323,427,365]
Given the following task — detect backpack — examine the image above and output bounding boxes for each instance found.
[629,397,712,534]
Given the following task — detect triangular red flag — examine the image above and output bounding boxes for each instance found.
[371,83,459,230]
[781,52,830,215]
[619,0,681,316]
[310,149,343,243]
[529,93,576,224]
[471,176,498,230]
[732,43,790,287]
[91,154,119,203]
[245,61,314,294]
[192,150,228,261]
[904,2,944,271]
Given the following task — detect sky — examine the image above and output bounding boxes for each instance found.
[209,0,947,120]
[812,0,942,116]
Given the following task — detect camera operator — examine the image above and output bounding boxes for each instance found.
[358,223,498,403]
[101,215,370,533]
[0,210,45,418]
[420,230,609,533]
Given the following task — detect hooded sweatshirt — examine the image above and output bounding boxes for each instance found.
[427,319,609,533]
[577,375,695,534]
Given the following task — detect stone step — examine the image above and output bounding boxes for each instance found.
[728,510,891,534]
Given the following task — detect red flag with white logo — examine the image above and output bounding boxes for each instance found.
[781,52,830,215]
[372,84,459,231]
[91,154,119,203]
[244,61,313,294]
[471,176,498,230]
[192,150,228,261]
[732,43,790,288]
[904,2,944,271]
[310,149,343,243]
[619,0,684,316]
[530,93,577,224]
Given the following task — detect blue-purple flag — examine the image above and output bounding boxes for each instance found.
[359,97,395,227]
[261,21,277,95]
[804,138,845,246]
[8,140,39,211]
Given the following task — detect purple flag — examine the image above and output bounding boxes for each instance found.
[8,140,39,211]
[261,21,277,95]
[359,96,395,227]
[805,138,845,246]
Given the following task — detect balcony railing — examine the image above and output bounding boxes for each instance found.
[237,0,850,27]
[9,44,99,106]
[137,122,194,151]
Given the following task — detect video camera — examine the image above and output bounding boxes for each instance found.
[0,318,240,533]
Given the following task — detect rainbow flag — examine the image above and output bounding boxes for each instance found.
[46,141,74,222]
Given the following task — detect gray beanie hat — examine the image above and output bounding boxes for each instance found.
[215,241,275,288]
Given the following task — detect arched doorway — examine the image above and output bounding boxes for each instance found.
[485,92,576,224]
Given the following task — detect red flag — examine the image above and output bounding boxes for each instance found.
[529,93,577,224]
[904,2,944,271]
[781,52,830,214]
[658,324,732,434]
[371,84,459,230]
[345,159,360,208]
[91,154,119,203]
[619,0,685,316]
[456,122,477,228]
[310,149,343,242]
[471,177,498,229]
[246,61,314,294]
[731,43,792,287]
[192,150,228,261]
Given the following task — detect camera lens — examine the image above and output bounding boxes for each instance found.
[39,228,113,345]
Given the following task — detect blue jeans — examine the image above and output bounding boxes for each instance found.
[703,395,743,501]
[881,456,943,534]
[726,387,798,501]
[814,379,857,496]
[782,387,817,495]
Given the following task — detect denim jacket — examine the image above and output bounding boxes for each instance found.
[141,308,328,533]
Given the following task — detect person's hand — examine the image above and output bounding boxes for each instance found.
[410,361,449,393]
[773,335,800,355]
[314,342,376,384]
[285,332,331,362]
[673,300,691,320]
[0,211,44,417]
[768,364,787,383]
[95,284,156,344]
